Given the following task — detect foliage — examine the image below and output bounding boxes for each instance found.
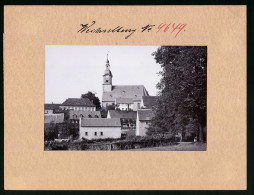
[44,122,58,141]
[81,91,101,110]
[149,46,207,142]
[100,104,116,118]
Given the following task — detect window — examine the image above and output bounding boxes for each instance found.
[88,114,92,118]
[138,103,140,109]
[85,132,88,136]
[106,80,108,82]
[100,132,103,136]
[94,132,97,136]
[95,115,98,118]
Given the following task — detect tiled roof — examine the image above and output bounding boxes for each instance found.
[115,98,133,104]
[142,96,158,107]
[44,113,64,123]
[137,109,155,121]
[102,85,149,102]
[62,98,95,107]
[44,103,61,110]
[69,110,101,119]
[108,110,137,119]
[81,118,121,127]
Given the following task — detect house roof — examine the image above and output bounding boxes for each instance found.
[44,113,64,123]
[69,110,101,119]
[137,109,155,121]
[44,103,61,110]
[102,85,149,102]
[115,98,134,104]
[142,96,158,107]
[62,98,95,107]
[81,118,121,127]
[108,110,137,119]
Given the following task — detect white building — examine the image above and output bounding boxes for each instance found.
[79,118,121,140]
[136,109,155,136]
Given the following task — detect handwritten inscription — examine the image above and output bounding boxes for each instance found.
[78,21,187,39]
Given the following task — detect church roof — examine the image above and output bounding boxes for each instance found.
[137,109,155,121]
[81,118,121,127]
[108,110,137,119]
[69,110,101,119]
[115,98,134,104]
[62,98,95,107]
[142,96,158,107]
[102,85,149,102]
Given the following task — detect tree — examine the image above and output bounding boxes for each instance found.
[148,46,207,142]
[100,104,115,118]
[81,91,101,110]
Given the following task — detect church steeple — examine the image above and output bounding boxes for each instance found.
[103,53,113,92]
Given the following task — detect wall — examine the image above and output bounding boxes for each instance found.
[136,120,150,136]
[80,126,121,140]
[103,84,112,92]
[133,101,141,111]
[44,109,53,114]
[117,103,134,111]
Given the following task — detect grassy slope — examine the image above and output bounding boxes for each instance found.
[129,142,207,151]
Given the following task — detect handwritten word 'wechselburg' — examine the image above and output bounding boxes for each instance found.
[78,21,187,39]
[78,21,136,39]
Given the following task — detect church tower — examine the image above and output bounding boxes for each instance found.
[103,54,113,92]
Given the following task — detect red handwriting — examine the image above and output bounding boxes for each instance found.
[157,23,187,37]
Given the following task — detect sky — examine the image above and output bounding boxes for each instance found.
[45,45,161,104]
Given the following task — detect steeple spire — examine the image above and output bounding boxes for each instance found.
[106,52,109,64]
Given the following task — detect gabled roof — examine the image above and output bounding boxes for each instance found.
[102,85,149,102]
[108,110,137,119]
[62,98,95,107]
[115,98,134,104]
[137,109,155,121]
[81,118,121,127]
[142,96,158,107]
[69,110,101,119]
[44,113,64,123]
[44,103,61,110]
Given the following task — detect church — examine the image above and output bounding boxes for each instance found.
[102,55,149,111]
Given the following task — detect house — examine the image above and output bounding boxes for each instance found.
[101,55,149,110]
[44,113,65,124]
[107,110,137,136]
[44,103,62,114]
[141,96,158,109]
[69,110,101,124]
[115,98,134,111]
[60,97,96,111]
[79,118,121,140]
[136,109,155,136]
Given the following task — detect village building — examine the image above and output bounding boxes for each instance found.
[102,56,149,111]
[79,118,121,140]
[44,103,62,114]
[44,113,65,124]
[140,96,158,109]
[107,110,137,136]
[60,97,96,111]
[136,109,155,136]
[69,110,101,124]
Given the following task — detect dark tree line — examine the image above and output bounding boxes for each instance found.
[147,46,207,142]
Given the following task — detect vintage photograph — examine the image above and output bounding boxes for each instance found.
[44,45,207,151]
